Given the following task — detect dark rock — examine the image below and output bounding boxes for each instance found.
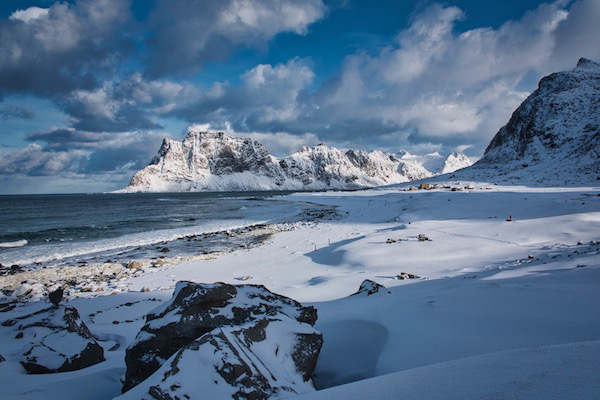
[123,281,320,393]
[121,317,322,400]
[5,305,104,374]
[0,300,18,313]
[159,247,170,253]
[352,280,386,296]
[48,288,63,307]
[1,264,25,276]
[396,272,419,280]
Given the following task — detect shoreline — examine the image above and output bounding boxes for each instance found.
[0,204,338,302]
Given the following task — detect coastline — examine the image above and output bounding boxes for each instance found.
[0,203,338,302]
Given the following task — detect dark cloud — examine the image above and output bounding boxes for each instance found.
[0,143,86,176]
[23,127,166,175]
[145,0,326,76]
[0,0,133,97]
[0,103,34,119]
[60,73,198,132]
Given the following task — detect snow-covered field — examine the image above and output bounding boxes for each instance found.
[1,180,599,399]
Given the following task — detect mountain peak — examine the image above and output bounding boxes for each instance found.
[576,57,600,71]
[121,130,473,192]
[464,58,599,184]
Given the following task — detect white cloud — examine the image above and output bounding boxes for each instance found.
[9,7,49,23]
[0,143,87,175]
[147,0,326,76]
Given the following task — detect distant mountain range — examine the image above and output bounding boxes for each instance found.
[121,58,599,192]
[120,129,472,192]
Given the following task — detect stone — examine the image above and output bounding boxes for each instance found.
[352,279,386,296]
[3,305,104,374]
[119,318,322,400]
[126,261,144,270]
[395,272,419,280]
[48,287,63,306]
[417,234,431,241]
[122,281,320,394]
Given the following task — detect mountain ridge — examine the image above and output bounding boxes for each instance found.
[120,128,472,192]
[454,58,600,185]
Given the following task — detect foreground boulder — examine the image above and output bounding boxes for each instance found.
[119,317,322,400]
[123,281,321,394]
[2,305,104,373]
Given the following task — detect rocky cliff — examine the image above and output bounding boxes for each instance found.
[121,127,472,192]
[462,58,600,184]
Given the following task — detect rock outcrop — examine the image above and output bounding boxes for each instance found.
[1,305,104,373]
[122,281,322,396]
[352,280,386,296]
[120,126,471,192]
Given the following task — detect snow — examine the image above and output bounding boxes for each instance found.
[298,341,600,400]
[119,127,472,192]
[1,181,599,399]
[460,58,600,186]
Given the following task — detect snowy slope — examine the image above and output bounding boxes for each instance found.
[1,183,599,399]
[119,126,471,192]
[298,341,600,400]
[456,58,600,185]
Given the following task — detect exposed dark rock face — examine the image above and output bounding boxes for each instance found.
[352,280,386,296]
[468,58,600,182]
[123,281,320,394]
[121,317,323,400]
[2,305,104,373]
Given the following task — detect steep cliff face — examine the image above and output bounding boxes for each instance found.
[122,126,471,192]
[465,58,600,184]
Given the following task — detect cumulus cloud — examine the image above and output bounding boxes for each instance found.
[61,73,199,132]
[24,128,166,174]
[0,143,87,176]
[170,0,599,154]
[0,0,132,96]
[146,0,326,76]
[172,57,315,130]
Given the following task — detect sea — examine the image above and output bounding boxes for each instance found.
[0,191,318,269]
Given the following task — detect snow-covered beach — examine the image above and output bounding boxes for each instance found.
[1,180,599,399]
[1,1,599,396]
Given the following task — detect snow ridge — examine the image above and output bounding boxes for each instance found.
[461,58,600,184]
[121,126,472,192]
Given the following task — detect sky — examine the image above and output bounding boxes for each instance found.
[0,0,598,194]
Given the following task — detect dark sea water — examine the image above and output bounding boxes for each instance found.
[0,191,311,268]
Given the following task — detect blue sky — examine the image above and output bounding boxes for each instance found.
[0,0,598,193]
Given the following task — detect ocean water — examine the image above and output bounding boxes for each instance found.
[0,191,313,268]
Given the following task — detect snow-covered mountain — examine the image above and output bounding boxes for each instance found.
[121,127,472,192]
[458,58,600,184]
